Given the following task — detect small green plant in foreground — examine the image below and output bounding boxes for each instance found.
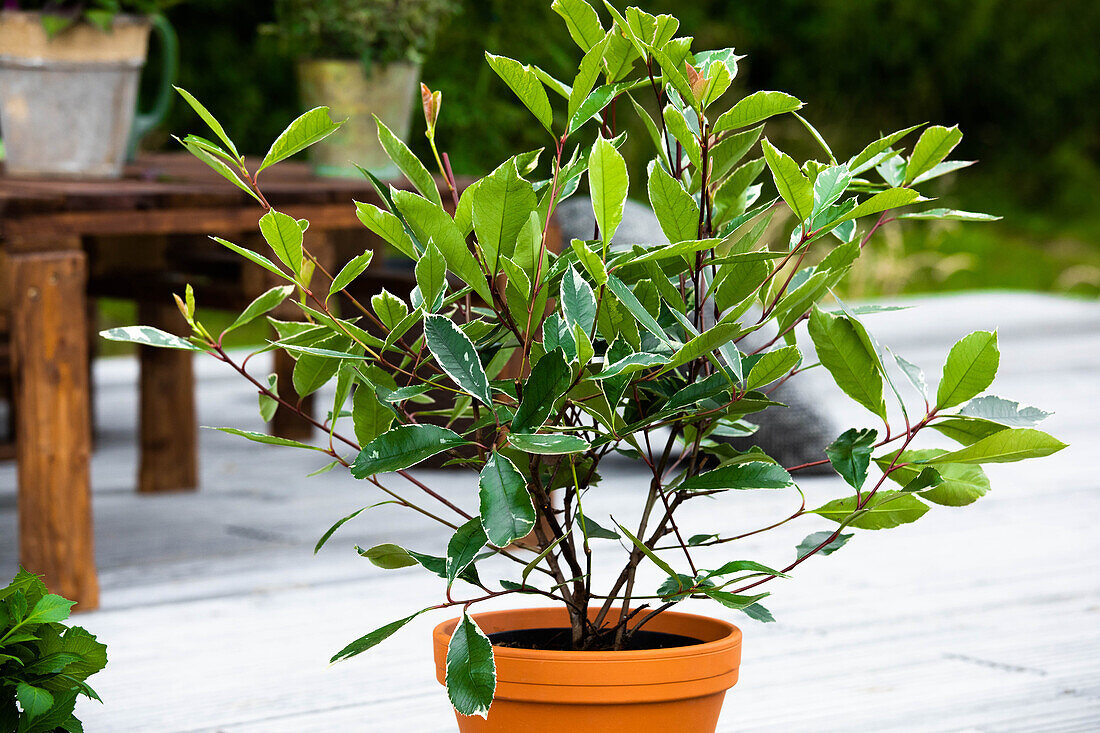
[104,0,1066,718]
[1,569,107,732]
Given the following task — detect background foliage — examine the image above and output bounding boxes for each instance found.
[149,0,1098,298]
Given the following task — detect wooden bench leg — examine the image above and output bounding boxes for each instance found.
[138,300,197,493]
[11,249,99,610]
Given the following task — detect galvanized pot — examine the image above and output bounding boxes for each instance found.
[297,59,420,179]
[0,11,174,178]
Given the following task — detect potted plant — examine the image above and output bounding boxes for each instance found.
[1,568,108,732]
[0,0,179,178]
[104,1,1067,729]
[271,0,456,178]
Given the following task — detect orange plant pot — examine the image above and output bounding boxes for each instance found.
[432,606,742,733]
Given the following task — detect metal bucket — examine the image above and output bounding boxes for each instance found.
[0,11,151,178]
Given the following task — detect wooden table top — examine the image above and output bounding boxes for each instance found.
[0,153,392,215]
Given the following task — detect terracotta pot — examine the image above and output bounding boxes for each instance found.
[432,606,742,733]
[296,59,420,178]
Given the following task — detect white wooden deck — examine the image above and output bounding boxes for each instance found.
[1,292,1098,732]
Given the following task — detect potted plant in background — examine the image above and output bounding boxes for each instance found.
[105,0,1067,729]
[0,0,179,177]
[1,569,108,732]
[271,0,456,178]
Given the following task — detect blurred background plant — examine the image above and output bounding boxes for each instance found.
[267,0,457,72]
[114,0,1096,351]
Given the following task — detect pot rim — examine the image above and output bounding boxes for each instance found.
[0,10,152,26]
[432,605,741,662]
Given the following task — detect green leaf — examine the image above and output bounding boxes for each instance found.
[508,433,590,455]
[848,123,924,174]
[936,330,1000,409]
[415,243,447,311]
[174,86,239,160]
[358,543,418,569]
[258,209,305,279]
[795,530,852,559]
[663,104,701,169]
[706,560,788,579]
[568,80,640,134]
[812,491,929,530]
[16,683,53,722]
[833,187,925,225]
[479,452,537,547]
[178,139,261,203]
[375,116,443,206]
[741,603,776,623]
[570,239,608,286]
[899,467,944,494]
[472,159,537,272]
[23,594,75,625]
[258,373,279,423]
[211,427,327,453]
[329,250,374,300]
[958,395,1052,427]
[100,326,203,351]
[485,53,554,133]
[355,201,417,260]
[225,285,295,334]
[921,428,1066,465]
[212,236,292,281]
[606,274,671,345]
[447,518,488,587]
[392,191,492,302]
[350,424,470,477]
[592,352,667,379]
[896,208,1000,222]
[424,314,493,405]
[371,289,409,330]
[905,125,963,185]
[761,139,813,222]
[589,135,629,247]
[446,613,496,718]
[893,352,927,397]
[661,322,742,376]
[617,522,679,578]
[678,462,793,492]
[513,349,572,433]
[879,451,990,506]
[314,505,372,553]
[560,266,598,336]
[647,160,700,244]
[331,611,422,663]
[714,91,803,133]
[260,106,343,173]
[701,589,770,611]
[745,346,800,390]
[667,373,729,410]
[910,160,977,185]
[577,515,620,540]
[812,165,852,215]
[930,416,1008,446]
[552,0,604,51]
[825,428,878,490]
[809,306,886,419]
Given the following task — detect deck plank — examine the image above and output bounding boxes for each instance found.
[1,292,1097,731]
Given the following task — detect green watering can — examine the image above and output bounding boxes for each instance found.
[126,13,179,160]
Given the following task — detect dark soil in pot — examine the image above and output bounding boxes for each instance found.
[488,627,701,652]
